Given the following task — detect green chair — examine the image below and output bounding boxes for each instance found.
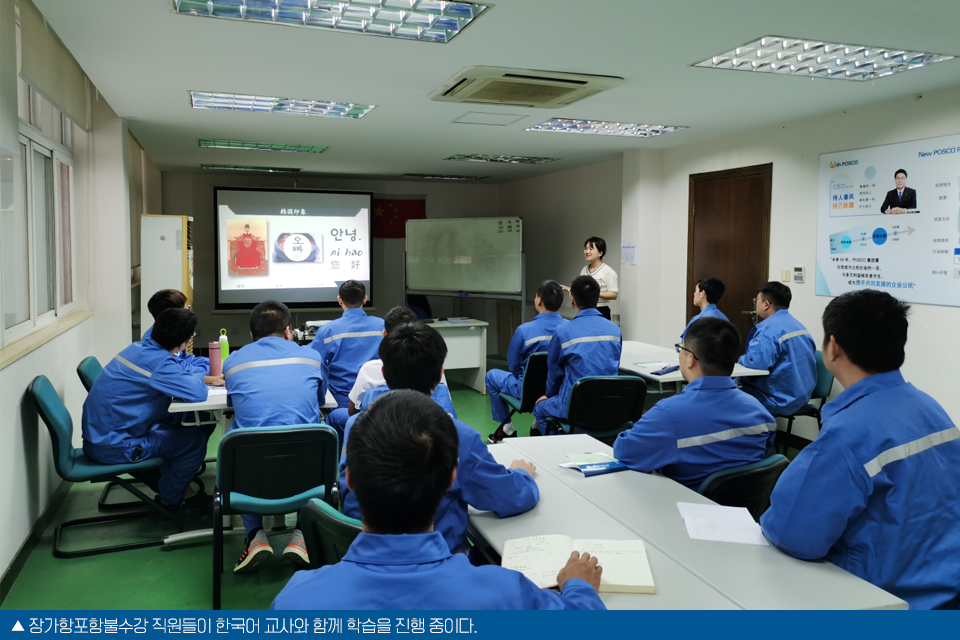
[697,454,790,522]
[779,351,834,454]
[546,376,647,445]
[489,352,548,442]
[300,498,362,570]
[27,375,183,558]
[212,424,340,610]
[76,356,103,393]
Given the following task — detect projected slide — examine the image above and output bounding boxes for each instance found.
[215,188,371,309]
[816,133,960,307]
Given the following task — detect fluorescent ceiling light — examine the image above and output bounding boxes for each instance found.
[191,91,375,119]
[445,154,558,165]
[200,139,327,153]
[172,0,489,44]
[695,36,954,81]
[201,164,301,173]
[402,173,486,180]
[527,118,687,137]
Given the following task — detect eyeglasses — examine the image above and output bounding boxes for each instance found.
[674,343,698,360]
[753,297,767,307]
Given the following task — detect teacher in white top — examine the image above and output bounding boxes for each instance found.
[563,236,619,320]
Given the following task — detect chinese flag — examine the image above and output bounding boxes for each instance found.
[371,197,426,239]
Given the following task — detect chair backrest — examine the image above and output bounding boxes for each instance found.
[77,356,104,393]
[28,375,77,479]
[216,425,339,511]
[517,352,549,413]
[300,498,362,570]
[812,351,834,401]
[698,454,790,521]
[566,376,647,434]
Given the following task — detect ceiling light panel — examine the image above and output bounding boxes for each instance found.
[173,0,489,44]
[200,139,327,153]
[201,164,301,173]
[402,173,486,180]
[445,154,559,165]
[528,118,687,137]
[695,36,954,81]
[191,91,375,119]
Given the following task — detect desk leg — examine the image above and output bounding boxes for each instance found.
[461,327,487,394]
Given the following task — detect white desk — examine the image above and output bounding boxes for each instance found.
[471,444,739,610]
[496,435,907,610]
[168,388,338,414]
[425,319,488,394]
[620,341,769,393]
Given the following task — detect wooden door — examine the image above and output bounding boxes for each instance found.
[686,164,772,352]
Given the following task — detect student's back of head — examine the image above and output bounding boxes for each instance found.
[570,275,601,310]
[684,317,741,377]
[758,282,792,309]
[379,323,446,394]
[347,390,459,534]
[384,305,418,333]
[250,300,292,340]
[152,308,198,351]
[537,280,564,312]
[339,280,366,308]
[147,289,187,320]
[698,277,725,304]
[822,290,909,374]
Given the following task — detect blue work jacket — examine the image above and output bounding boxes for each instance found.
[737,309,817,416]
[545,308,622,413]
[760,370,960,610]
[309,308,385,402]
[143,325,209,376]
[613,376,776,489]
[680,304,729,341]
[81,337,209,447]
[270,531,604,610]
[358,383,457,419]
[507,312,566,378]
[223,336,324,430]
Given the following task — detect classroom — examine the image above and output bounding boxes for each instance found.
[1,0,959,615]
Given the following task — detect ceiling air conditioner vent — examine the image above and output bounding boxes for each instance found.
[430,66,622,109]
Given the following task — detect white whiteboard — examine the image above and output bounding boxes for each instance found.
[406,217,522,293]
[816,133,960,306]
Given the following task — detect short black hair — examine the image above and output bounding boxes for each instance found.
[147,289,187,320]
[249,300,291,340]
[379,322,446,394]
[151,308,198,351]
[570,275,600,310]
[244,223,250,228]
[347,390,459,535]
[537,280,564,312]
[584,236,606,259]
[684,317,741,377]
[339,280,366,307]
[384,305,418,333]
[894,169,907,178]
[697,277,726,304]
[822,290,909,374]
[758,282,792,309]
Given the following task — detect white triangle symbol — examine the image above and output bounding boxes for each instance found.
[13,621,24,631]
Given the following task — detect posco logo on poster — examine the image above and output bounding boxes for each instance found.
[829,160,859,169]
[918,147,957,158]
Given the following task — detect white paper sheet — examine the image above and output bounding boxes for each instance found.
[677,502,769,546]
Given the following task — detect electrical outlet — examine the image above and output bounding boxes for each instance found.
[780,270,791,282]
[230,327,238,335]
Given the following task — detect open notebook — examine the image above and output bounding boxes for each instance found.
[501,535,655,594]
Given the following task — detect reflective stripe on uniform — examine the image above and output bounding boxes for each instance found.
[114,355,152,379]
[778,330,811,344]
[524,335,553,347]
[561,335,620,349]
[676,422,777,449]
[863,426,960,478]
[323,331,383,345]
[224,357,323,381]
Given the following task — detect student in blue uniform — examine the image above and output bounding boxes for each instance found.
[144,289,222,385]
[310,280,384,433]
[339,322,540,554]
[533,276,622,435]
[272,390,605,611]
[223,300,324,573]
[82,308,212,517]
[681,277,728,341]
[487,280,566,443]
[761,290,960,610]
[614,318,776,489]
[737,282,817,417]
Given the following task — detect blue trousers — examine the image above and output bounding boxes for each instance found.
[84,425,211,504]
[241,513,301,540]
[485,369,522,425]
[532,395,567,433]
[325,408,349,438]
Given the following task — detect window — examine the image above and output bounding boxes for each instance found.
[1,143,30,331]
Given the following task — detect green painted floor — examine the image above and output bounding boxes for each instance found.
[0,385,510,611]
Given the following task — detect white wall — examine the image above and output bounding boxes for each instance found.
[621,84,960,427]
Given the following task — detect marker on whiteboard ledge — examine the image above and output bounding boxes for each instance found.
[459,291,469,297]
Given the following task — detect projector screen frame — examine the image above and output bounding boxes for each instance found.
[213,186,374,311]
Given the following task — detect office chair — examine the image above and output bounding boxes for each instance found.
[779,351,834,454]
[698,454,790,521]
[546,376,647,445]
[300,498,363,570]
[489,352,548,442]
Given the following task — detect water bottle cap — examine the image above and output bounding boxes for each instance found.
[220,328,228,337]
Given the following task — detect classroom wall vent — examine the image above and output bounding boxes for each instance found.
[429,66,623,109]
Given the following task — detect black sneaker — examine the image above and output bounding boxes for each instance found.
[487,425,518,444]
